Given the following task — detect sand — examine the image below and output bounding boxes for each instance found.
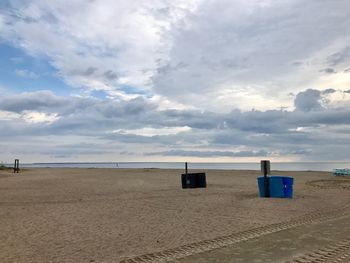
[176,216,350,262]
[0,168,349,262]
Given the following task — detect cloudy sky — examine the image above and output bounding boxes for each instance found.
[0,0,350,163]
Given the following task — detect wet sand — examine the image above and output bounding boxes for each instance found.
[0,168,349,262]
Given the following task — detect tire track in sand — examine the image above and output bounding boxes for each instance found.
[120,204,350,263]
[286,238,350,263]
[306,179,350,191]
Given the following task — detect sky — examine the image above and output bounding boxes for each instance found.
[0,0,350,163]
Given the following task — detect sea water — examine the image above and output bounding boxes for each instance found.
[15,162,350,172]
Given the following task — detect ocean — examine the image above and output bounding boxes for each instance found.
[13,162,350,172]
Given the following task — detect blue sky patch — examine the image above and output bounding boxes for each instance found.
[0,42,73,96]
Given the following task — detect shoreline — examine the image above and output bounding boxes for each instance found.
[3,161,349,172]
[2,166,340,173]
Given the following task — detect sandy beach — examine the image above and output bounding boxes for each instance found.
[0,168,349,262]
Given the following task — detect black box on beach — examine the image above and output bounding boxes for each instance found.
[181,173,206,189]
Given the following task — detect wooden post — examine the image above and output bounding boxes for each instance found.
[185,162,188,175]
[261,160,270,197]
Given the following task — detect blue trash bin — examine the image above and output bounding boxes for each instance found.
[257,176,266,197]
[269,176,285,198]
[257,176,294,198]
[283,176,294,198]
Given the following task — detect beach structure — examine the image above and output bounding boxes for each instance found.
[257,160,294,198]
[261,160,270,197]
[181,162,206,189]
[13,159,19,173]
[333,168,350,176]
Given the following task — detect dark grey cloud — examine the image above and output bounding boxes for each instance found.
[2,89,350,133]
[2,89,350,138]
[319,68,336,74]
[69,67,98,77]
[294,89,322,112]
[327,46,350,67]
[344,68,350,73]
[145,149,269,158]
[82,67,97,76]
[292,61,303,67]
[99,97,157,118]
[103,70,118,80]
[38,147,115,157]
[156,62,188,75]
[0,91,157,119]
[0,91,68,113]
[1,139,118,159]
[322,89,336,94]
[1,88,350,161]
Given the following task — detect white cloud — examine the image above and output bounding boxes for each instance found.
[148,94,193,110]
[0,109,60,124]
[1,1,350,162]
[15,69,39,79]
[113,126,191,137]
[0,14,4,30]
[0,110,21,121]
[323,89,350,109]
[21,111,60,124]
[313,72,350,93]
[11,57,24,64]
[2,0,350,111]
[1,0,202,99]
[153,0,350,110]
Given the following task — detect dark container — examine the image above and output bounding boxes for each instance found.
[196,173,207,188]
[181,173,197,188]
[257,176,294,198]
[181,173,206,188]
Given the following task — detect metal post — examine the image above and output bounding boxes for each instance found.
[14,159,19,173]
[185,162,188,187]
[261,160,270,197]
